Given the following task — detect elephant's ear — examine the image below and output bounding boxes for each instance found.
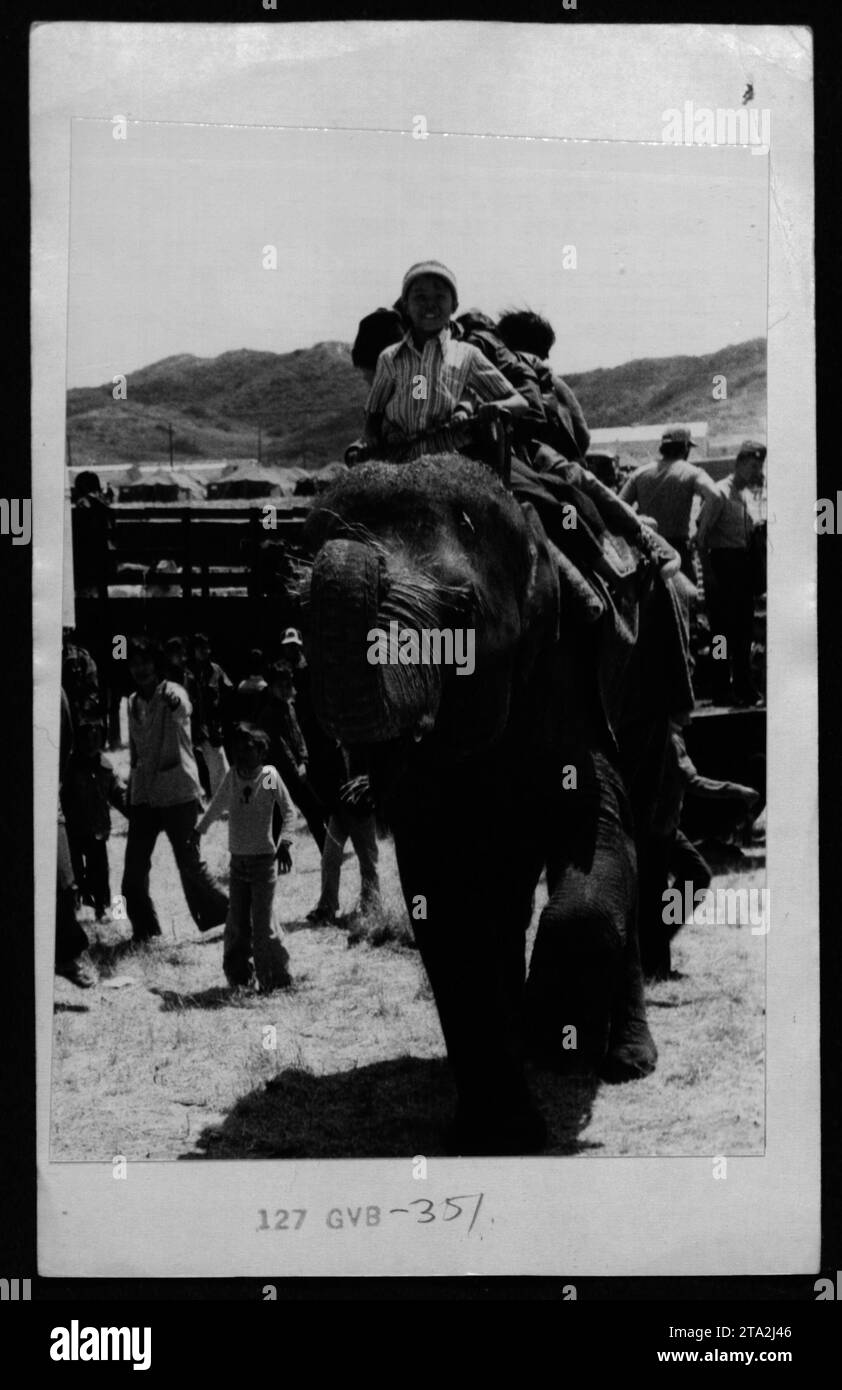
[516,501,560,680]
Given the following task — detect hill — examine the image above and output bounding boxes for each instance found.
[566,338,766,438]
[66,337,766,470]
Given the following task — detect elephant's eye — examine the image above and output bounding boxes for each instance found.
[460,510,475,534]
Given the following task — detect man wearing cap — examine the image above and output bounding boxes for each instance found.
[364,261,530,462]
[695,441,766,706]
[619,428,720,579]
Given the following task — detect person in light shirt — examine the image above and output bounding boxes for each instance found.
[620,427,720,579]
[122,636,228,942]
[695,441,766,707]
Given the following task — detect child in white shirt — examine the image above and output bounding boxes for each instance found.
[197,723,295,991]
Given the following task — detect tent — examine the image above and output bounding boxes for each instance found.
[116,470,192,503]
[166,467,207,499]
[206,462,284,500]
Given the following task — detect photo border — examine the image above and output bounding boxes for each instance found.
[29,18,817,1281]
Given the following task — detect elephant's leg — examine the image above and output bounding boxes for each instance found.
[603,881,659,1083]
[525,751,657,1081]
[392,803,546,1154]
[527,851,626,1073]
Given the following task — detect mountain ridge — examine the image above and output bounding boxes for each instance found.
[66,336,766,470]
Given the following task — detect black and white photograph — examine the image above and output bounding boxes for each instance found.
[31,21,816,1279]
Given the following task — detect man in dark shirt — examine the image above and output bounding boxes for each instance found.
[235,649,268,725]
[256,659,327,852]
[190,633,233,794]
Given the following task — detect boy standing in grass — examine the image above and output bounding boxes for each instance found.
[196,723,295,992]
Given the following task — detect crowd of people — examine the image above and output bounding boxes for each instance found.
[56,626,381,990]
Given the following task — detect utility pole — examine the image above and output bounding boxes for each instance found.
[168,423,174,470]
[258,425,262,463]
[66,432,72,469]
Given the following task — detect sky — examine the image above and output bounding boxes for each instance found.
[63,27,770,387]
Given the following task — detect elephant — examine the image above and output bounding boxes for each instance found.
[301,453,689,1154]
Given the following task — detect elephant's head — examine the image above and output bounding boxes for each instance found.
[301,455,559,759]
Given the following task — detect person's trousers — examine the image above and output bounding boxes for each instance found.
[670,828,712,902]
[317,811,380,916]
[663,538,696,583]
[56,815,89,965]
[200,741,229,797]
[108,689,123,749]
[707,549,755,698]
[283,770,326,852]
[68,832,110,916]
[121,799,228,941]
[224,853,291,990]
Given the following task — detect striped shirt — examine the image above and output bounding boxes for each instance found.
[365,328,513,461]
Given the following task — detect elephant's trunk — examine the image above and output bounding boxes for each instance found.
[307,538,443,744]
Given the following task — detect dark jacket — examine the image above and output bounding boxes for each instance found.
[255,692,309,780]
[191,659,233,745]
[62,642,102,732]
[460,327,547,425]
[61,752,128,839]
[520,353,591,461]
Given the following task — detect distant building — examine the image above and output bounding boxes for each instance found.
[589,422,710,460]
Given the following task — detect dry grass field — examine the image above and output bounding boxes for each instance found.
[50,750,765,1162]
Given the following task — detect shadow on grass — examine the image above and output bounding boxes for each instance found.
[181,1055,599,1159]
[281,917,332,935]
[151,985,252,1011]
[282,906,416,950]
[88,936,165,970]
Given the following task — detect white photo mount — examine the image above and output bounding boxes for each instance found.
[31,21,816,1280]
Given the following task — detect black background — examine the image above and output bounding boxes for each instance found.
[2,0,839,1343]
